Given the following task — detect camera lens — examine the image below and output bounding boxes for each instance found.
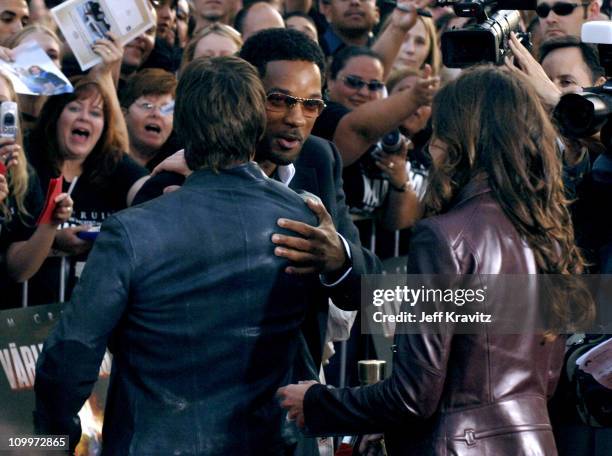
[3,113,15,126]
[555,93,610,138]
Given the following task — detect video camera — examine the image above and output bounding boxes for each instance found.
[554,22,612,148]
[438,0,536,68]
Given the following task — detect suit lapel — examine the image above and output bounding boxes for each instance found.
[289,165,318,194]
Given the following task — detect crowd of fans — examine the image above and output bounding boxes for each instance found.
[0,0,611,453]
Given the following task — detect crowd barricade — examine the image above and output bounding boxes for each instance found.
[0,304,110,455]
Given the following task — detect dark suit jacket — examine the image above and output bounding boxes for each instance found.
[290,136,381,367]
[34,163,319,455]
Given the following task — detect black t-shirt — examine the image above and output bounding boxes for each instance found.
[144,131,184,173]
[0,167,44,309]
[312,101,389,214]
[24,153,148,306]
[312,101,350,142]
[37,154,147,228]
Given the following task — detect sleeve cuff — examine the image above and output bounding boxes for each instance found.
[320,234,352,287]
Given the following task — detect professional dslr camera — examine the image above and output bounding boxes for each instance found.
[437,0,535,68]
[554,22,612,149]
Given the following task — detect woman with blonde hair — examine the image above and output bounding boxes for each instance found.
[0,70,73,308]
[385,14,441,77]
[179,23,242,74]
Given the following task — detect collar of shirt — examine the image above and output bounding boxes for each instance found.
[275,164,296,186]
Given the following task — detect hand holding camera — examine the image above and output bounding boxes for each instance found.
[505,32,561,109]
[0,101,19,176]
[372,132,409,189]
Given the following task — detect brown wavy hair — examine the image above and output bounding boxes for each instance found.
[30,76,124,187]
[425,65,592,330]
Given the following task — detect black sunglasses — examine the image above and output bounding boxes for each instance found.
[341,75,385,92]
[266,93,326,117]
[149,0,178,8]
[535,1,590,18]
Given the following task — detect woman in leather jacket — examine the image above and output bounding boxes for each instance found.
[278,65,593,456]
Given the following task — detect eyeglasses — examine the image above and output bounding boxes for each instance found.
[341,75,385,92]
[134,100,174,115]
[265,92,326,118]
[535,1,590,18]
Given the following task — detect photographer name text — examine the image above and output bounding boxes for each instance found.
[372,311,492,323]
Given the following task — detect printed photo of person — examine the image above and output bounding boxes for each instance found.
[25,65,68,95]
[77,1,111,42]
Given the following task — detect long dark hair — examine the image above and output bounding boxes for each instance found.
[30,76,124,186]
[426,65,592,330]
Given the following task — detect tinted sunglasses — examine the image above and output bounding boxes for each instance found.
[342,75,385,92]
[149,0,178,8]
[266,92,326,118]
[535,1,590,18]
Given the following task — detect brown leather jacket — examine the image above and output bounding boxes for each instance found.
[303,179,565,455]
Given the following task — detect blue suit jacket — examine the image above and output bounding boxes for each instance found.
[131,136,382,366]
[35,163,319,455]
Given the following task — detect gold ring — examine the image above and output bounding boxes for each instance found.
[388,162,395,169]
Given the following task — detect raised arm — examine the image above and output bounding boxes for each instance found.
[334,67,438,166]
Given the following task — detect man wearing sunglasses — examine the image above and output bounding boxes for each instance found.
[135,28,382,373]
[536,0,600,39]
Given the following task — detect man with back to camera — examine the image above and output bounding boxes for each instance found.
[135,28,383,374]
[34,56,321,455]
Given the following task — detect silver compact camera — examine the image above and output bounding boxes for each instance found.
[0,101,18,140]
